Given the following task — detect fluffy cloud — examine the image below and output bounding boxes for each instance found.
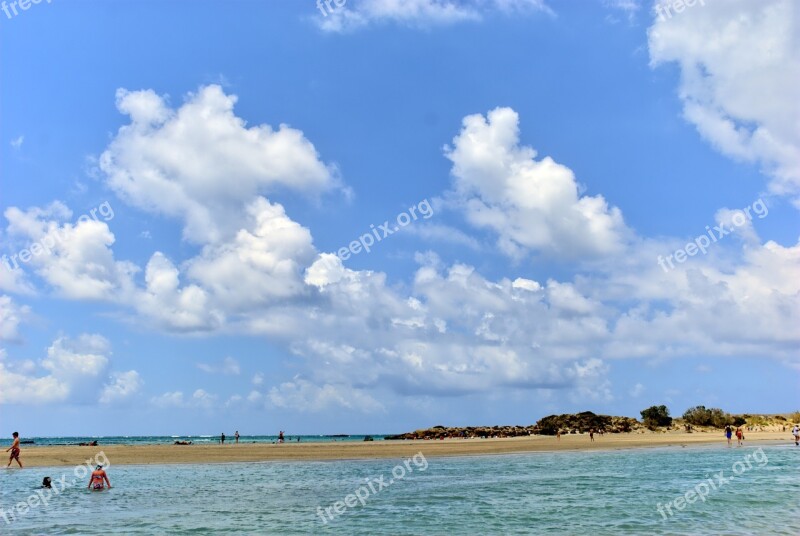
[317,0,551,32]
[649,0,800,198]
[285,222,799,402]
[197,356,241,376]
[268,378,384,413]
[0,262,34,295]
[0,334,140,405]
[3,203,136,300]
[5,83,795,413]
[99,370,143,404]
[131,195,316,329]
[629,382,645,397]
[444,107,629,259]
[0,295,29,342]
[135,252,222,332]
[150,388,218,409]
[289,254,617,398]
[99,85,337,243]
[185,197,316,310]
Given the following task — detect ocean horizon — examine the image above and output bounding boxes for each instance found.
[2,444,798,534]
[0,435,387,447]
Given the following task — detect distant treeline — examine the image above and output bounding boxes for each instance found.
[640,405,800,430]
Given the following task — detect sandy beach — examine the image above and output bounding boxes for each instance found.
[12,430,792,468]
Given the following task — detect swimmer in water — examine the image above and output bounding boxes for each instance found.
[42,476,52,488]
[87,465,111,490]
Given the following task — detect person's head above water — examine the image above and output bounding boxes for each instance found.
[42,477,52,487]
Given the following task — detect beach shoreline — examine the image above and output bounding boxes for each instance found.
[10,430,792,468]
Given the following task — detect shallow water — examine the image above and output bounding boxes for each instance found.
[2,444,798,535]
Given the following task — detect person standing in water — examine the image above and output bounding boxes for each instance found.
[87,465,111,490]
[792,425,799,446]
[6,432,22,468]
[725,425,733,446]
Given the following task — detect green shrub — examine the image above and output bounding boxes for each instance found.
[640,405,672,429]
[682,405,732,428]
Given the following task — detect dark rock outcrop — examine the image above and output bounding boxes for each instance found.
[384,412,643,440]
[532,411,641,435]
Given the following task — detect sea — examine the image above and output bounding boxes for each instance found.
[0,435,383,447]
[1,443,798,535]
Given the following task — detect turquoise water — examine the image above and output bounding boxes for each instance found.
[2,444,798,534]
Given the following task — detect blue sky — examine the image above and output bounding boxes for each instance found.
[1,0,798,436]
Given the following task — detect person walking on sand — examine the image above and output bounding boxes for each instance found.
[235,431,239,444]
[792,425,799,446]
[589,429,595,442]
[725,425,733,446]
[6,432,22,468]
[87,465,111,490]
[735,427,744,446]
[556,430,561,441]
[220,432,226,445]
[278,430,284,444]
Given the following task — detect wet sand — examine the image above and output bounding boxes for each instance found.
[11,430,792,468]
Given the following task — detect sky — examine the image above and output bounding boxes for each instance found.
[1,0,798,437]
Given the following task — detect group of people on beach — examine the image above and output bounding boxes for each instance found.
[724,425,746,446]
[6,432,112,490]
[220,431,241,444]
[554,429,604,441]
[216,430,299,444]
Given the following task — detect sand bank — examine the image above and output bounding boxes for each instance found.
[11,430,793,468]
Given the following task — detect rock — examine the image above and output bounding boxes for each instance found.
[384,413,644,440]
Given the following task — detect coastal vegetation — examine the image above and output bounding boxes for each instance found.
[681,405,738,427]
[640,405,673,429]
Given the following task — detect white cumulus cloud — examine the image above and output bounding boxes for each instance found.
[444,107,629,259]
[649,0,800,198]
